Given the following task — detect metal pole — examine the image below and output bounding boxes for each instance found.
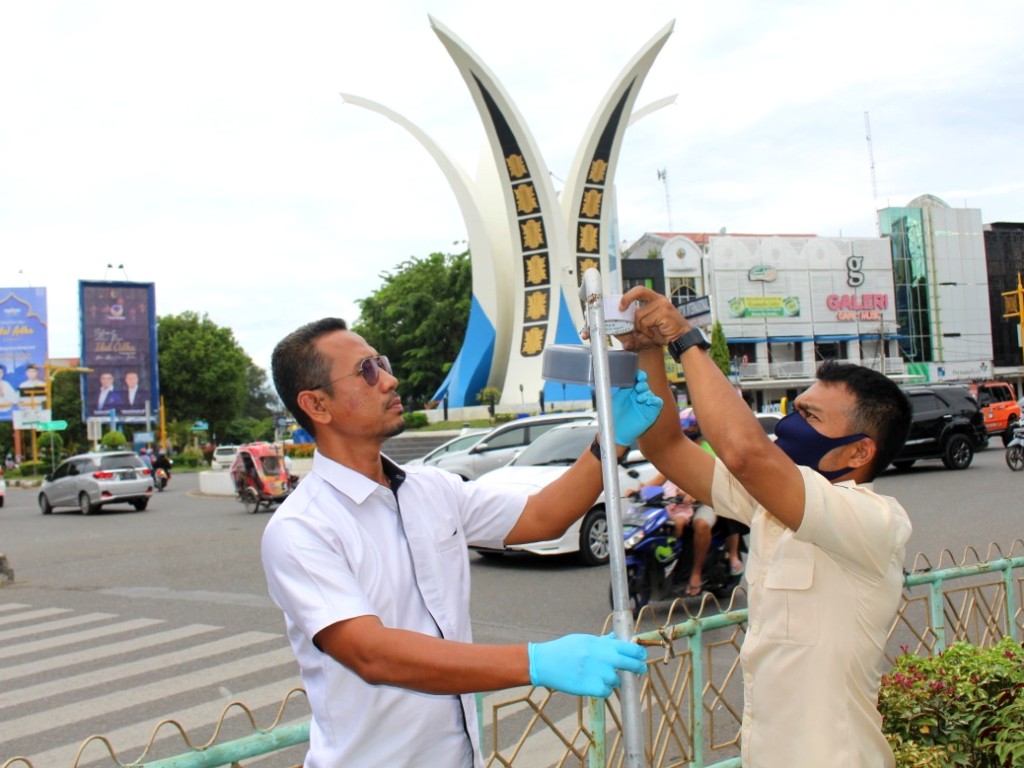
[579,267,645,767]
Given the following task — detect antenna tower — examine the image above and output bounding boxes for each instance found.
[657,168,673,231]
[864,111,880,235]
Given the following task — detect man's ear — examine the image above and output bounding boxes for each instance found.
[297,391,332,427]
[848,436,876,469]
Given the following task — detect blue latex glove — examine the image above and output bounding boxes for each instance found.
[612,370,663,446]
[528,633,648,698]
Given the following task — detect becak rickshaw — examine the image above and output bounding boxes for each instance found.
[230,442,292,513]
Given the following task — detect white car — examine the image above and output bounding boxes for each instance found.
[405,429,490,467]
[470,422,659,565]
[0,466,6,507]
[211,445,241,470]
[432,412,596,481]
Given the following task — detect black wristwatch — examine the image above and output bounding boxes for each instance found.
[590,437,626,465]
[667,327,711,362]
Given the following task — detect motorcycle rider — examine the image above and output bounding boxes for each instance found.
[152,451,172,488]
[630,409,744,596]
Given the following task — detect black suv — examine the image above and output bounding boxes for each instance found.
[891,384,988,471]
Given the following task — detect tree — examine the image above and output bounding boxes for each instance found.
[50,369,87,455]
[157,312,252,442]
[710,321,731,377]
[353,250,471,407]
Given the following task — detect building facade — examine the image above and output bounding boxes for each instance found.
[622,195,1013,409]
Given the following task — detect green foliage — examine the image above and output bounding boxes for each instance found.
[50,369,87,449]
[709,321,731,377]
[353,251,471,408]
[402,412,429,429]
[880,638,1024,767]
[100,430,128,450]
[38,431,64,462]
[156,311,254,442]
[175,446,205,468]
[221,416,274,445]
[16,459,47,477]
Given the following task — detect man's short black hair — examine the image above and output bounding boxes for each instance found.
[815,361,912,479]
[271,318,349,436]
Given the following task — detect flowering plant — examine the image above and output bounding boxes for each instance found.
[879,637,1024,767]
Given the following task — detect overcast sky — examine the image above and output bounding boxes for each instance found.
[3,1,1023,370]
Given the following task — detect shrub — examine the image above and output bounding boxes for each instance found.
[402,412,429,429]
[175,446,204,468]
[100,431,128,450]
[15,460,47,477]
[284,442,315,458]
[880,637,1024,767]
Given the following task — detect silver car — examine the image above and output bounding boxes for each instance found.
[431,412,596,481]
[39,451,155,514]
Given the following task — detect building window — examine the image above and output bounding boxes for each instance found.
[668,277,697,307]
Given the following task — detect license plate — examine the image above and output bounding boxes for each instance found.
[120,471,136,480]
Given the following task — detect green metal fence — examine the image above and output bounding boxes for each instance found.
[3,547,1022,768]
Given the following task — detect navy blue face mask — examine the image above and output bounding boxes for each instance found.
[773,411,869,481]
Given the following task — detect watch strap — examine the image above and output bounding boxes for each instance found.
[667,328,710,362]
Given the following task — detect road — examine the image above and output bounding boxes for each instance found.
[1,446,1021,765]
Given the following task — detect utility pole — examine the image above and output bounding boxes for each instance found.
[657,168,673,231]
[864,112,880,236]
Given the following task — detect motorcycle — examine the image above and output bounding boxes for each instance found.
[1006,422,1024,471]
[154,467,170,491]
[612,485,746,617]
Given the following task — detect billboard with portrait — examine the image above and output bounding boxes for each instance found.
[79,281,159,424]
[0,288,49,422]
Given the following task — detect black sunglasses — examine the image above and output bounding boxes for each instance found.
[314,355,392,390]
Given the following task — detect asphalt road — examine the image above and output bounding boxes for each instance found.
[1,445,1021,764]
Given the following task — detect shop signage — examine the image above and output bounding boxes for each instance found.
[747,265,778,282]
[826,293,889,321]
[727,295,800,318]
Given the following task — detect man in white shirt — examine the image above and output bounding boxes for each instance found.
[616,286,913,768]
[262,317,659,767]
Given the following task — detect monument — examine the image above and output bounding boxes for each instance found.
[344,18,674,408]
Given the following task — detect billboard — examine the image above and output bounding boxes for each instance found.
[0,288,49,423]
[79,281,159,424]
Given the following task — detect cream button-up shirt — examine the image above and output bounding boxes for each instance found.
[712,459,911,768]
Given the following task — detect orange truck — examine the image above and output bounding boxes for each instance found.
[968,381,1021,445]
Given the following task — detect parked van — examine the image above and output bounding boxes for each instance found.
[968,381,1020,445]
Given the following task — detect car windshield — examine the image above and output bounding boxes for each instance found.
[427,432,487,460]
[511,425,594,467]
[100,454,143,470]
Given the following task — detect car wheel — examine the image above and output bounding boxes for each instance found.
[941,434,973,470]
[39,494,52,514]
[1006,445,1024,472]
[132,498,149,511]
[1002,418,1018,447]
[892,460,915,471]
[79,492,97,515]
[578,507,609,566]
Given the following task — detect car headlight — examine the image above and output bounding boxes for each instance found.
[624,527,646,549]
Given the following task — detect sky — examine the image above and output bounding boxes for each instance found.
[2,1,1023,371]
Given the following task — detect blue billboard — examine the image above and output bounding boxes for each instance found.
[79,281,159,424]
[0,288,49,422]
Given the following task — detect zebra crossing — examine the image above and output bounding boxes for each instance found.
[0,600,585,768]
[0,601,305,767]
